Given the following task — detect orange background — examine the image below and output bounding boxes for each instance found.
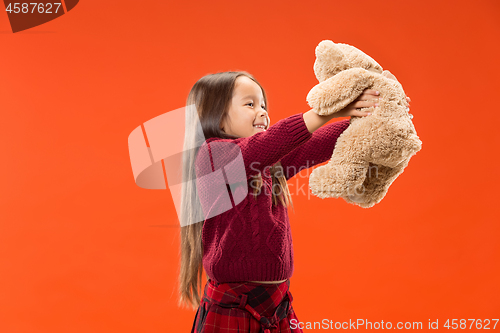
[1,0,499,332]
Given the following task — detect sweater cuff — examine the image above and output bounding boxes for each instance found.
[339,118,351,129]
[286,113,313,145]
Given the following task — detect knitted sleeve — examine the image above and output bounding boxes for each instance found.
[197,113,313,180]
[279,118,351,180]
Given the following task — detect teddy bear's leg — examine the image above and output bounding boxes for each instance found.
[345,164,377,204]
[356,142,420,207]
[343,161,372,203]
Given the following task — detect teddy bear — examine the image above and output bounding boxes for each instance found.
[306,40,422,208]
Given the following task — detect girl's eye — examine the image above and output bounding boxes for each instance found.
[247,102,266,110]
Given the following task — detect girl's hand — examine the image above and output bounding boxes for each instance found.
[332,89,380,118]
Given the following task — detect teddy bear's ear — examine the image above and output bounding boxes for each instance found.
[314,40,344,82]
[315,40,344,64]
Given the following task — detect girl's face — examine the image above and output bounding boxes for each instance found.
[220,76,269,138]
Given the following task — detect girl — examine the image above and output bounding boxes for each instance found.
[178,71,410,332]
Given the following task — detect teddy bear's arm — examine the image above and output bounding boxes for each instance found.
[306,67,375,116]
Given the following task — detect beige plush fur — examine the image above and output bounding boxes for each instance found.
[307,40,422,208]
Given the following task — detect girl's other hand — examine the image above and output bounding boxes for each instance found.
[381,70,398,82]
[381,70,412,107]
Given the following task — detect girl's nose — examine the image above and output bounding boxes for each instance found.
[257,111,269,126]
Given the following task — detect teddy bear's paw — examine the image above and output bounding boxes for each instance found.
[347,195,365,203]
[344,189,380,208]
[348,199,377,209]
[345,183,368,203]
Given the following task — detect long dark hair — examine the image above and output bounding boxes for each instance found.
[177,71,294,310]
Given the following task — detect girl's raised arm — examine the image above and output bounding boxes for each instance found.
[302,109,336,133]
[196,113,314,180]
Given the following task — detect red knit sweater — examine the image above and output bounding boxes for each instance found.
[195,112,350,283]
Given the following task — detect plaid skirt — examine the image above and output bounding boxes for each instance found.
[191,279,303,333]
